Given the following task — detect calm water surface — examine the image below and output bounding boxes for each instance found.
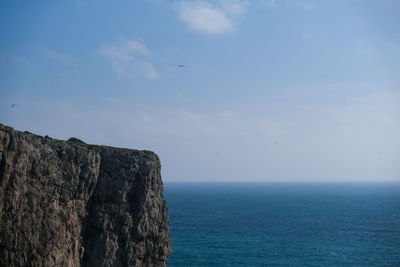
[165,182,400,266]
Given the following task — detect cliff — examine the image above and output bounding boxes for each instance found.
[0,124,171,266]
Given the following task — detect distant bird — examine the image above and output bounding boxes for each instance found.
[274,141,279,145]
[11,104,16,108]
[178,64,186,68]
[216,152,220,155]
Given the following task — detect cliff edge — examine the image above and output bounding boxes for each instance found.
[0,123,171,266]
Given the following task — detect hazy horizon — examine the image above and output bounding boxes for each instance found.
[1,0,399,182]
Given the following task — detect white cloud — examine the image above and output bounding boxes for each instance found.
[174,0,315,34]
[175,1,246,34]
[137,61,159,80]
[39,48,76,64]
[7,89,400,182]
[35,47,81,76]
[101,40,159,80]
[260,0,278,8]
[175,109,285,139]
[302,2,314,9]
[219,0,247,15]
[260,0,315,9]
[257,120,284,137]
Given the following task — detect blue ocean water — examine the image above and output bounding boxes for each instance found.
[164,183,400,266]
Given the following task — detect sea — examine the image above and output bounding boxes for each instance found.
[164,182,400,266]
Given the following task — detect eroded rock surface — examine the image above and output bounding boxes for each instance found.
[0,124,171,266]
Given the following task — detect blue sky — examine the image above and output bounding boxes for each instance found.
[1,0,399,181]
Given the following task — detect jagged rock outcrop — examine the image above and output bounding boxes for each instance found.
[0,124,171,266]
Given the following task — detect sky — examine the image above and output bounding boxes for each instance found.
[0,0,399,182]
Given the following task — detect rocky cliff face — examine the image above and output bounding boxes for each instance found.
[0,124,171,266]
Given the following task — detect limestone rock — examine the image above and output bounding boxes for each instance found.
[0,123,171,266]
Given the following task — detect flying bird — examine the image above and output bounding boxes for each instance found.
[11,104,16,108]
[178,64,186,68]
[274,141,279,145]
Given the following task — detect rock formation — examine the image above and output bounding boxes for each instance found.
[0,123,171,266]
